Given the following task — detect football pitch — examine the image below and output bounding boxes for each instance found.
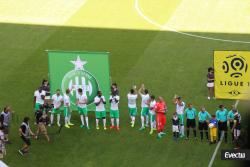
[0,0,250,166]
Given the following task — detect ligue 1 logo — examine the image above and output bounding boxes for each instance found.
[61,55,99,105]
[222,54,248,78]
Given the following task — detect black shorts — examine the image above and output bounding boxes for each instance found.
[187,119,196,128]
[198,121,208,131]
[218,121,228,131]
[21,136,31,146]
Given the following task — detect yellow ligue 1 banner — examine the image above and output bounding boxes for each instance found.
[214,51,250,100]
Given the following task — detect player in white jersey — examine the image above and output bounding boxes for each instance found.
[50,89,63,127]
[149,95,157,134]
[127,86,137,127]
[173,96,185,138]
[109,92,120,130]
[76,88,89,129]
[33,87,46,111]
[138,84,150,130]
[63,89,74,128]
[94,91,107,130]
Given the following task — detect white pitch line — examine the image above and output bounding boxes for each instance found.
[134,0,250,44]
[208,100,240,167]
[208,131,224,167]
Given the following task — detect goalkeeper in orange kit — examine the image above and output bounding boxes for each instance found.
[154,97,167,139]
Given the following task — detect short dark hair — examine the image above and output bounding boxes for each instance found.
[112,83,117,87]
[130,89,134,94]
[66,89,70,94]
[42,79,48,84]
[23,117,30,123]
[78,88,83,93]
[150,95,155,99]
[144,89,149,94]
[211,114,216,118]
[208,67,214,72]
[219,104,224,109]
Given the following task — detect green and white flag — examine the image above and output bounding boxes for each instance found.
[48,50,110,111]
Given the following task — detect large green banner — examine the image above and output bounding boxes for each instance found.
[48,50,110,111]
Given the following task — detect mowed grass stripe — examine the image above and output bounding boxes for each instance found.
[65,0,158,30]
[165,0,250,34]
[0,0,87,26]
[139,0,182,24]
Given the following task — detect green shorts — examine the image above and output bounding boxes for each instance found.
[141,107,149,116]
[34,103,42,111]
[95,111,106,119]
[178,114,184,125]
[129,108,137,116]
[110,110,119,118]
[149,113,156,122]
[52,108,62,114]
[64,107,71,117]
[78,107,88,116]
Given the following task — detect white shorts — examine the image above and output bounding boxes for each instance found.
[234,129,241,137]
[207,82,214,88]
[172,125,179,132]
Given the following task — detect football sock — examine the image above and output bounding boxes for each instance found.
[111,118,114,126]
[132,116,135,123]
[181,125,185,136]
[103,118,106,127]
[157,133,162,138]
[146,115,149,126]
[213,136,217,142]
[205,131,209,140]
[200,131,203,140]
[218,131,221,140]
[85,116,89,127]
[116,118,119,127]
[68,114,71,123]
[141,116,144,127]
[151,120,154,129]
[193,130,197,137]
[80,115,84,125]
[50,114,54,124]
[96,119,99,127]
[65,117,68,125]
[57,114,60,125]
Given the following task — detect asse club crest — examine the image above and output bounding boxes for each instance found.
[61,56,99,105]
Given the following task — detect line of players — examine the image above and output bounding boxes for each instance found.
[33,83,242,147]
[127,84,242,148]
[33,85,120,131]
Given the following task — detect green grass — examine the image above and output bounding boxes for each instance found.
[0,23,249,167]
